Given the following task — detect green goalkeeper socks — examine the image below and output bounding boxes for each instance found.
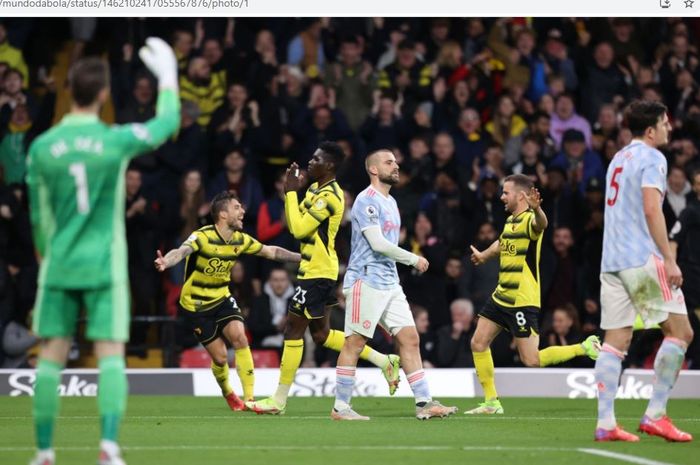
[98,355,127,442]
[33,359,63,449]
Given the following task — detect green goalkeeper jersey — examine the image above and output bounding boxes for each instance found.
[26,90,180,289]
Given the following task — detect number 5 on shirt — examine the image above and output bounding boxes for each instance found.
[607,167,623,206]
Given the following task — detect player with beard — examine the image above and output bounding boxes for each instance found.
[155,191,300,410]
[248,142,400,415]
[330,148,458,420]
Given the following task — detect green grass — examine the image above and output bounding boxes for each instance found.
[1,396,698,465]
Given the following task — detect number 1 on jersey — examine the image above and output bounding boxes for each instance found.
[607,167,623,206]
[69,162,91,214]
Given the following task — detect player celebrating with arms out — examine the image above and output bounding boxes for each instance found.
[248,141,400,415]
[331,148,458,421]
[27,38,180,465]
[465,174,601,415]
[594,100,693,442]
[155,191,300,411]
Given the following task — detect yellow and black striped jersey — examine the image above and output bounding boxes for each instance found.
[284,180,344,280]
[492,210,543,309]
[180,225,263,312]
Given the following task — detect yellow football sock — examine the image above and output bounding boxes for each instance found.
[234,347,255,401]
[539,344,584,367]
[211,361,233,397]
[473,349,498,400]
[324,329,387,367]
[279,339,304,386]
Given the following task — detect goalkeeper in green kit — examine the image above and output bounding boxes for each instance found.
[26,38,180,465]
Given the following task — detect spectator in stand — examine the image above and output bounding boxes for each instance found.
[435,298,475,368]
[543,226,579,316]
[324,35,374,131]
[659,33,700,102]
[541,165,575,232]
[663,165,690,232]
[248,267,295,351]
[580,41,630,122]
[0,81,54,185]
[450,108,490,178]
[0,68,34,116]
[466,173,507,236]
[376,39,433,116]
[549,129,605,197]
[172,28,195,74]
[256,170,296,276]
[542,28,579,92]
[401,213,450,326]
[511,135,547,189]
[0,23,28,87]
[125,168,160,355]
[207,148,263,230]
[247,29,280,102]
[179,56,226,128]
[115,72,155,124]
[292,83,353,164]
[360,91,407,152]
[485,94,527,167]
[542,304,591,368]
[591,104,619,153]
[287,19,327,78]
[412,305,436,368]
[209,82,261,166]
[550,93,592,149]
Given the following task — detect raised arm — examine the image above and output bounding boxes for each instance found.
[154,245,194,272]
[255,245,301,263]
[524,187,548,233]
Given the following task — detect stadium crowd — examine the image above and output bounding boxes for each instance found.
[1,17,700,369]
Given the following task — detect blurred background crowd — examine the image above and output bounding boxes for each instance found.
[1,17,699,370]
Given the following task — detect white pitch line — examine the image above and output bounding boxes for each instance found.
[1,415,699,422]
[0,444,685,464]
[578,448,679,465]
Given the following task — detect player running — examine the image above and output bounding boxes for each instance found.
[27,38,179,465]
[330,148,457,421]
[465,174,601,415]
[594,100,693,442]
[248,142,400,415]
[155,191,300,410]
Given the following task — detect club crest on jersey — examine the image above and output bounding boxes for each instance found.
[314,198,327,210]
[363,320,371,329]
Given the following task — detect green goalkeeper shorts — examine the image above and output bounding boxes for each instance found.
[32,282,130,342]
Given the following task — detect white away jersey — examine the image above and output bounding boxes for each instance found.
[602,141,667,272]
[343,186,402,290]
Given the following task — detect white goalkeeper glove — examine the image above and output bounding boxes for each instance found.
[139,37,178,92]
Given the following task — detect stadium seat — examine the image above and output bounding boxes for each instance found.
[179,348,211,368]
[251,349,280,368]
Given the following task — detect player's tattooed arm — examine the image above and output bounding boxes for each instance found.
[257,245,302,263]
[154,245,194,271]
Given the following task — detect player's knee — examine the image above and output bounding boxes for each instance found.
[471,337,488,353]
[212,355,228,366]
[310,326,329,344]
[678,327,694,345]
[346,335,367,354]
[521,353,540,368]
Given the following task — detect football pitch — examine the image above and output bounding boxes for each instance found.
[1,396,698,465]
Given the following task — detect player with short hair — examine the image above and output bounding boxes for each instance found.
[155,191,300,410]
[248,141,400,415]
[465,174,601,415]
[594,100,693,442]
[331,148,457,420]
[27,38,180,465]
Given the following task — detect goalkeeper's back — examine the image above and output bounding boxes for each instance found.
[26,57,180,289]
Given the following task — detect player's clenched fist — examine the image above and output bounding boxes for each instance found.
[414,256,429,274]
[139,37,178,91]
